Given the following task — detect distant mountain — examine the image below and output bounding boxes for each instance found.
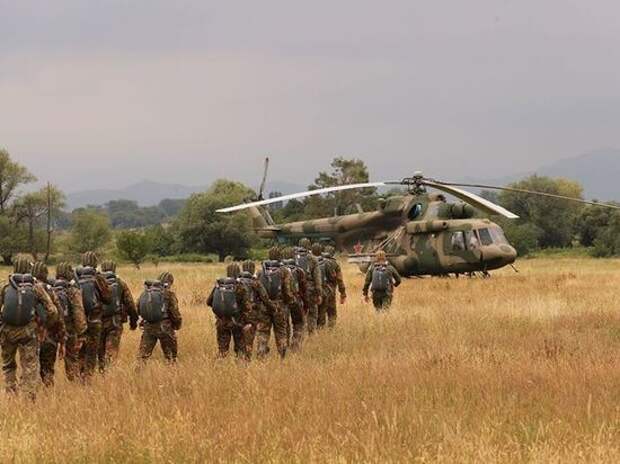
[463,150,620,201]
[66,179,305,210]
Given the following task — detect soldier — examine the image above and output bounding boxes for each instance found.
[207,263,254,360]
[75,251,112,381]
[282,247,308,351]
[98,261,138,373]
[363,251,402,311]
[137,272,182,364]
[256,247,294,359]
[32,262,66,387]
[0,256,62,397]
[238,260,274,359]
[317,245,347,329]
[295,238,322,335]
[54,262,87,382]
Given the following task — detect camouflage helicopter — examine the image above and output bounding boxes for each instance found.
[218,164,620,277]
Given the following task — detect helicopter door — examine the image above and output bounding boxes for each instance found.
[444,230,482,268]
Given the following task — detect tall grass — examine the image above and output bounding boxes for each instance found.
[1,258,620,463]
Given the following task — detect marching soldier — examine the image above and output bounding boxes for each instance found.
[363,251,402,311]
[281,247,308,352]
[295,238,322,334]
[317,245,346,329]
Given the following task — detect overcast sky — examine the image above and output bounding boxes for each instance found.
[1,1,619,192]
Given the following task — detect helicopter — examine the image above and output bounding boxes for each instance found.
[218,160,620,277]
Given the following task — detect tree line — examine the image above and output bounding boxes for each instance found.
[2,147,620,267]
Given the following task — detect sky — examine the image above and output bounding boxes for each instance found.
[1,0,619,192]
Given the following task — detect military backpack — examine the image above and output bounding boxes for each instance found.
[371,264,391,292]
[102,272,122,318]
[237,272,257,305]
[294,248,311,275]
[75,266,100,315]
[52,279,72,319]
[318,256,329,286]
[138,280,168,323]
[260,260,283,300]
[2,274,39,326]
[282,260,301,295]
[212,278,241,318]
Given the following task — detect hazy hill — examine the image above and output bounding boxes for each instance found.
[66,180,305,210]
[464,150,620,201]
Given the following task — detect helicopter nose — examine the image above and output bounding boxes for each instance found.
[482,245,517,269]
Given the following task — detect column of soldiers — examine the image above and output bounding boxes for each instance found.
[0,242,401,395]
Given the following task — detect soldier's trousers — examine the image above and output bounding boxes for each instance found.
[256,301,288,359]
[39,339,58,387]
[372,291,393,312]
[98,317,124,373]
[64,335,82,382]
[79,321,102,380]
[288,302,306,352]
[243,311,258,360]
[306,292,320,335]
[0,324,39,396]
[137,320,178,363]
[215,317,247,359]
[317,287,338,329]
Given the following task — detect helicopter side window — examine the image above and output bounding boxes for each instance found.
[466,231,479,250]
[478,228,493,246]
[451,231,466,251]
[408,203,423,220]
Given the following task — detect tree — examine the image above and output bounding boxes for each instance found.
[308,157,377,216]
[69,209,112,253]
[498,176,584,248]
[158,198,186,217]
[116,230,152,269]
[174,180,255,261]
[13,185,65,261]
[145,225,176,257]
[0,149,36,214]
[0,216,28,265]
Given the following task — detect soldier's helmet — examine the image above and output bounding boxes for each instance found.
[158,271,174,286]
[299,238,311,250]
[268,246,282,261]
[311,243,323,257]
[375,250,387,262]
[32,262,49,281]
[56,262,74,280]
[82,251,99,268]
[281,247,294,260]
[324,245,336,257]
[226,263,241,279]
[101,261,117,273]
[13,256,32,275]
[241,260,256,275]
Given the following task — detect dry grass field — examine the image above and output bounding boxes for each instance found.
[1,257,620,463]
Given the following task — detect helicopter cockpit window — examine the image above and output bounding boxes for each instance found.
[408,203,423,220]
[466,231,479,250]
[478,228,493,246]
[451,231,466,251]
[490,227,508,245]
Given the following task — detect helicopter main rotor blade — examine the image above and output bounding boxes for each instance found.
[439,181,620,210]
[217,182,388,213]
[423,180,520,219]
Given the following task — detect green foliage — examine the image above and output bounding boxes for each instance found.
[502,222,544,256]
[174,180,256,261]
[499,176,584,249]
[115,230,152,268]
[0,148,36,213]
[69,209,112,253]
[144,225,177,257]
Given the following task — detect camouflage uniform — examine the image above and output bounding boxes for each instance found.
[77,252,112,380]
[207,267,254,360]
[297,239,322,335]
[239,261,273,359]
[282,249,309,352]
[363,259,402,311]
[98,262,138,373]
[256,249,294,359]
[32,262,67,387]
[137,272,182,363]
[0,258,62,396]
[55,263,87,382]
[317,250,347,329]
